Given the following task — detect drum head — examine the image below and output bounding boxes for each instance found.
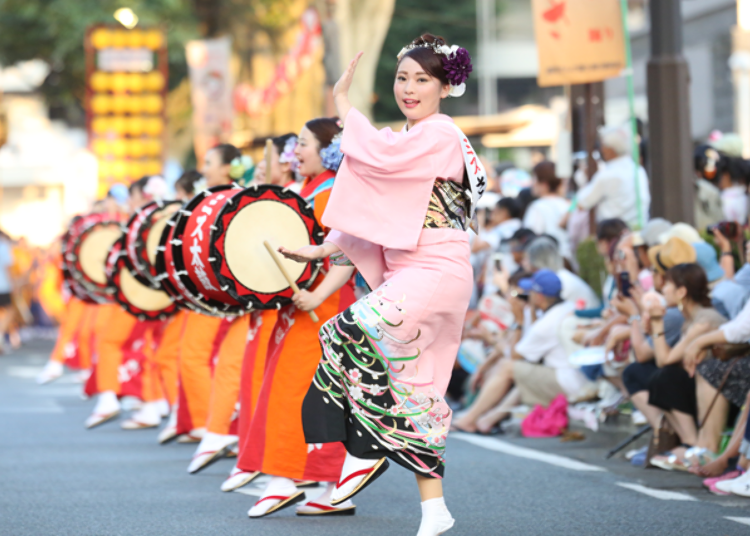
[110,252,178,320]
[211,184,323,310]
[119,267,174,312]
[147,206,179,266]
[79,226,122,284]
[225,200,310,293]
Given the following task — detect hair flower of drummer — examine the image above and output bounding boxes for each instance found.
[319,133,344,172]
[143,175,168,201]
[229,155,254,180]
[278,135,300,173]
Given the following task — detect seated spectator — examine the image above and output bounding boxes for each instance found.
[452,270,593,434]
[577,124,651,229]
[502,228,537,276]
[524,161,571,260]
[524,236,600,309]
[645,264,727,471]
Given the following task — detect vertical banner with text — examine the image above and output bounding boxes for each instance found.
[531,0,626,87]
[185,37,233,165]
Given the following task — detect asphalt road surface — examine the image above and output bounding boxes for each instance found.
[2,342,750,536]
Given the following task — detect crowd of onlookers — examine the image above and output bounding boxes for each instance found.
[450,125,750,498]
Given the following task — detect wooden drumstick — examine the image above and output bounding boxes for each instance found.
[264,139,273,184]
[263,240,319,323]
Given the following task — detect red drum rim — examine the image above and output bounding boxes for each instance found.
[210,184,323,310]
[169,184,248,317]
[66,214,124,304]
[136,201,181,286]
[153,209,207,315]
[123,202,162,288]
[109,243,178,321]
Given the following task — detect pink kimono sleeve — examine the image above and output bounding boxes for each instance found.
[326,230,386,290]
[322,109,463,251]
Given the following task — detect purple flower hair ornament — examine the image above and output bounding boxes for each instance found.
[441,46,472,97]
[319,133,344,172]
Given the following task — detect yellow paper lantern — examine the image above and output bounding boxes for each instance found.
[111,116,128,136]
[126,72,145,93]
[142,94,163,114]
[128,139,146,158]
[129,160,145,178]
[90,94,112,115]
[145,159,163,175]
[126,29,144,48]
[111,30,128,49]
[124,95,142,114]
[144,138,162,157]
[112,160,128,179]
[97,181,111,199]
[144,29,163,50]
[111,72,128,93]
[92,138,110,156]
[127,116,146,136]
[112,139,129,158]
[91,116,111,135]
[111,94,129,114]
[144,71,165,92]
[90,28,112,50]
[98,160,113,177]
[144,117,164,136]
[89,71,110,92]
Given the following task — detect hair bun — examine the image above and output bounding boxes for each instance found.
[412,33,447,48]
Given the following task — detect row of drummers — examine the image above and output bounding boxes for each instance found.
[41,124,362,517]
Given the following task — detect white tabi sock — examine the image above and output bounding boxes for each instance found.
[417,497,455,536]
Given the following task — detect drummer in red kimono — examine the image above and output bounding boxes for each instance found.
[237,118,357,518]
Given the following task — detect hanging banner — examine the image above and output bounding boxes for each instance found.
[531,0,626,87]
[186,36,233,164]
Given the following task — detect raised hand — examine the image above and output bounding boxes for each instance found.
[333,51,364,101]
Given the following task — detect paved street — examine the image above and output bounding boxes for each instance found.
[3,342,750,536]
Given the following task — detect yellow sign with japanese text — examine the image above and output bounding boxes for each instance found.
[532,0,626,87]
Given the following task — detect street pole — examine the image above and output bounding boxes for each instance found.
[646,0,694,223]
[477,0,497,116]
[731,1,750,158]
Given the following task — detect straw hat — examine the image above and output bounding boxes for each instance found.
[648,237,697,274]
[658,222,703,245]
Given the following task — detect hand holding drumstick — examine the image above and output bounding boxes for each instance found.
[278,242,340,263]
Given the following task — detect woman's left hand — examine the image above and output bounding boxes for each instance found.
[292,290,323,312]
[278,245,325,263]
[333,52,363,102]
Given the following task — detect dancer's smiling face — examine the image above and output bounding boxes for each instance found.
[394,57,450,127]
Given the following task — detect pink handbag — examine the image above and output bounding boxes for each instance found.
[521,394,568,438]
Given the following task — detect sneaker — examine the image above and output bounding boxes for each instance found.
[716,470,749,493]
[631,410,648,426]
[730,472,750,497]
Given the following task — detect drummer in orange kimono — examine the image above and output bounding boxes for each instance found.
[37,187,130,385]
[86,177,170,429]
[237,118,357,518]
[220,133,298,491]
[174,146,252,451]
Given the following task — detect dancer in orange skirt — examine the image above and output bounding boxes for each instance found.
[239,118,357,518]
[221,309,277,491]
[174,150,251,444]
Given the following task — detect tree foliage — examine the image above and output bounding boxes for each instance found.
[372,0,478,122]
[0,0,200,123]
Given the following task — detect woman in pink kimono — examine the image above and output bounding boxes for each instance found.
[280,34,483,536]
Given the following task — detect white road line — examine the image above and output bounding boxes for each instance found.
[616,482,697,501]
[5,366,45,379]
[726,517,750,527]
[452,433,606,472]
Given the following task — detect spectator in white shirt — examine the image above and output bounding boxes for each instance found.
[524,161,572,260]
[473,198,522,297]
[577,125,651,228]
[524,236,600,309]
